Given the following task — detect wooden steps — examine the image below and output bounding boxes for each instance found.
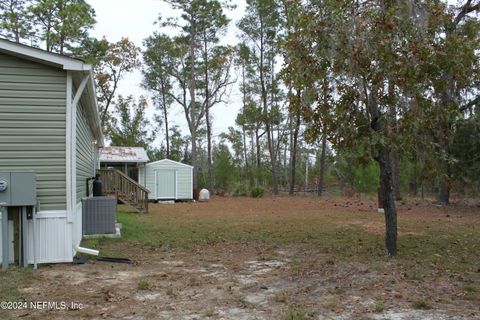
[98,169,150,213]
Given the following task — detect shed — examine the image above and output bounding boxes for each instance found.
[0,39,103,264]
[139,159,193,200]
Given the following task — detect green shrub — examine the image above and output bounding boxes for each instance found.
[250,186,264,198]
[232,182,248,196]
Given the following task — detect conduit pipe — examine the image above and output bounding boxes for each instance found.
[75,246,99,256]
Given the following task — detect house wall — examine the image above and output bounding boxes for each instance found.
[0,52,67,211]
[76,100,96,202]
[0,52,73,264]
[139,160,193,200]
[0,52,100,265]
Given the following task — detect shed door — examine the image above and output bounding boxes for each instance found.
[156,170,176,199]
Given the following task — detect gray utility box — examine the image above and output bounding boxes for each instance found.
[82,197,117,235]
[0,172,36,206]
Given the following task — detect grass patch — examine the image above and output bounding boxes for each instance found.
[203,309,217,317]
[137,278,150,290]
[188,276,201,286]
[0,267,38,318]
[321,296,339,311]
[328,287,345,295]
[115,207,388,263]
[374,301,384,313]
[84,238,100,249]
[166,287,174,296]
[463,284,478,300]
[405,271,423,281]
[274,291,289,303]
[412,298,430,310]
[463,284,476,293]
[0,267,37,302]
[282,305,309,320]
[108,200,480,274]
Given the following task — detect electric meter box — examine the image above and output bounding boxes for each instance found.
[0,172,36,206]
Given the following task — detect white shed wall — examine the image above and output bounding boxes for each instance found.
[139,160,193,200]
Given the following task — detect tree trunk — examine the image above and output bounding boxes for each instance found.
[163,103,170,159]
[159,79,170,159]
[438,175,451,205]
[270,56,281,194]
[437,154,451,206]
[242,125,248,177]
[386,76,402,201]
[206,106,213,192]
[46,24,51,52]
[410,161,418,196]
[255,129,261,167]
[289,109,301,196]
[250,132,255,186]
[241,64,249,176]
[189,22,197,191]
[13,17,20,42]
[266,123,279,195]
[317,133,327,196]
[437,103,452,205]
[259,48,278,194]
[283,133,288,186]
[59,34,65,55]
[368,83,397,256]
[378,144,397,256]
[202,35,213,193]
[391,148,402,200]
[58,1,65,54]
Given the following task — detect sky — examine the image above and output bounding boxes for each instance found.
[87,0,247,146]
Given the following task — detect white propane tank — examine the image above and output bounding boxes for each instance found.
[199,188,210,202]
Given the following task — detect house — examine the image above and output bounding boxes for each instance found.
[0,38,103,264]
[139,159,193,201]
[99,146,149,182]
[96,146,150,213]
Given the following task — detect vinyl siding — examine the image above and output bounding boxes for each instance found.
[0,52,67,211]
[76,100,95,202]
[139,160,193,200]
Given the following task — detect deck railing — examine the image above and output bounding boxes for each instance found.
[97,168,149,213]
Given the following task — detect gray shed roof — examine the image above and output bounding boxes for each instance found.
[99,147,149,163]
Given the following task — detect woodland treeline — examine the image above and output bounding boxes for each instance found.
[1,0,479,254]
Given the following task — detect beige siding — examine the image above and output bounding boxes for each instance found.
[0,52,67,210]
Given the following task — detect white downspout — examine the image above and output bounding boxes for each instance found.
[75,246,99,256]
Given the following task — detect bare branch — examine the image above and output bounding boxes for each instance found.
[454,0,480,27]
[459,95,480,112]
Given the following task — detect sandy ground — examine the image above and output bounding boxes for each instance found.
[4,196,480,319]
